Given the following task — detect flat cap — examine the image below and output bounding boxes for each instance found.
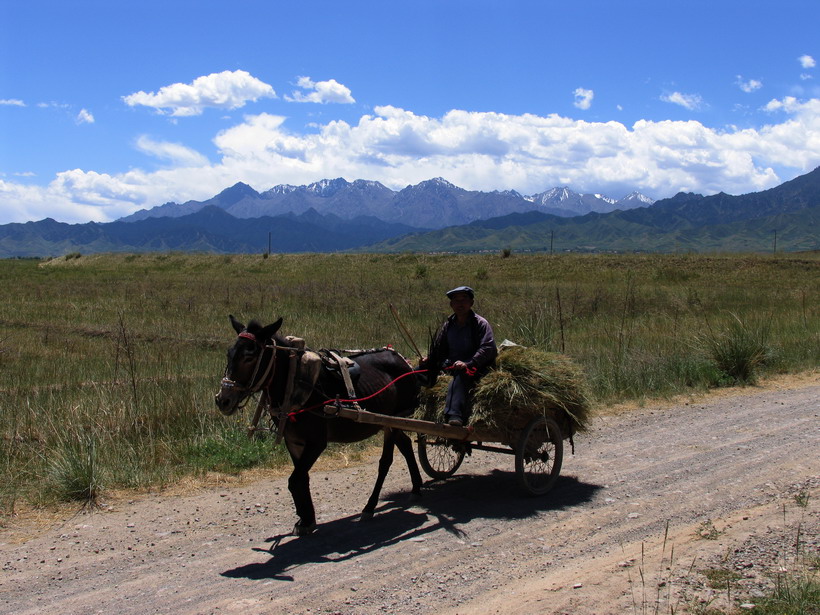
[446,285,475,299]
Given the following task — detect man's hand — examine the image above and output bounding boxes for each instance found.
[452,360,469,371]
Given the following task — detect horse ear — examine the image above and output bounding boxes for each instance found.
[229,314,245,334]
[261,317,283,341]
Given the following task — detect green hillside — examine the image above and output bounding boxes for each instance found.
[366,204,819,253]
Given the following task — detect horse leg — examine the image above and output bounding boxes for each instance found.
[361,428,397,520]
[393,429,423,498]
[285,436,326,536]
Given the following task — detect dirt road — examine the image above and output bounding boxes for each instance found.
[2,375,818,615]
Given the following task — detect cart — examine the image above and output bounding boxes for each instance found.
[323,404,564,496]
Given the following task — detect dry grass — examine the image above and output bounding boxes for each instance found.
[417,344,591,443]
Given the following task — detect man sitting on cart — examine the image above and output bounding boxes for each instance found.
[432,286,497,427]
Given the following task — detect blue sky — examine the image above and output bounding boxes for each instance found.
[1,0,819,224]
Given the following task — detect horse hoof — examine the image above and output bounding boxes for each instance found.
[359,511,374,522]
[292,522,317,536]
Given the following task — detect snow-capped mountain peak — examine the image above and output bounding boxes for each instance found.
[306,177,349,196]
[262,184,300,197]
[619,191,655,205]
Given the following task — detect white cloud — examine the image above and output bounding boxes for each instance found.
[3,100,820,224]
[285,76,355,104]
[0,175,136,224]
[660,91,704,110]
[573,88,594,110]
[122,70,276,116]
[736,76,762,93]
[799,54,816,69]
[135,136,210,167]
[0,99,25,106]
[76,108,95,124]
[762,96,802,113]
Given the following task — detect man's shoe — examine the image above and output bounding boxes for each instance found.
[448,417,463,427]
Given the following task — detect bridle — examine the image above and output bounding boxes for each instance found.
[220,330,279,406]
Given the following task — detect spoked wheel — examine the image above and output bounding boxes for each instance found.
[417,434,466,479]
[515,415,563,496]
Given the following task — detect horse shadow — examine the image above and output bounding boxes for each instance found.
[221,469,602,582]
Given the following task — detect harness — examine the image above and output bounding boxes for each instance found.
[219,330,475,444]
[219,331,277,401]
[222,330,379,441]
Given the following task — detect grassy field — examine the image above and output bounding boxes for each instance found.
[0,251,817,512]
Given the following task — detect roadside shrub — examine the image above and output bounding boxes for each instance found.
[48,432,102,504]
[700,313,773,384]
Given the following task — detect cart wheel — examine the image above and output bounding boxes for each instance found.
[515,415,563,496]
[417,434,466,479]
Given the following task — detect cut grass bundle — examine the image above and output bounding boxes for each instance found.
[417,344,591,444]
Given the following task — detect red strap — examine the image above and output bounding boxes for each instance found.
[287,368,428,421]
[286,364,477,422]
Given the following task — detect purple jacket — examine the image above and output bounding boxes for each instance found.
[436,311,497,373]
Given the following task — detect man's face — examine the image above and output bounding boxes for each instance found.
[449,292,474,316]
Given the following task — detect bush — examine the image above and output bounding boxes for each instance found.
[701,314,773,384]
[48,432,102,504]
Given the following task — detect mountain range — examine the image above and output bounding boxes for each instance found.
[1,169,817,257]
[119,177,654,229]
[373,168,820,253]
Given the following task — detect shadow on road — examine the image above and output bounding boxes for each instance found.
[221,470,601,581]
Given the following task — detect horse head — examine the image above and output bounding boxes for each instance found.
[214,314,283,415]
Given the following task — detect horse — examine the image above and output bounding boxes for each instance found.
[214,315,424,536]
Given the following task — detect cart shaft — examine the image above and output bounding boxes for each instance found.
[327,404,496,442]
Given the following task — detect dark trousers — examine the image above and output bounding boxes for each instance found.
[444,372,475,421]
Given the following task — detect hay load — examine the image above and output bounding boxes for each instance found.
[416,343,591,444]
